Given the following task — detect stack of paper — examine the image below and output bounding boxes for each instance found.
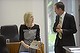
[69,48,80,53]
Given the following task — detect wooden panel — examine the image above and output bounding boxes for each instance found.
[37,42,44,53]
[6,42,20,53]
[6,42,44,53]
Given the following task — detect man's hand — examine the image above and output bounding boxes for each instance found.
[56,28,62,33]
[57,24,62,29]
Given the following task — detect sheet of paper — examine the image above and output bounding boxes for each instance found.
[69,48,80,50]
[30,41,39,49]
[71,50,80,53]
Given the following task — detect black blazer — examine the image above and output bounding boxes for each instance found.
[53,13,77,46]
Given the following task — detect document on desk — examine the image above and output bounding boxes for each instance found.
[30,41,39,49]
[69,48,80,53]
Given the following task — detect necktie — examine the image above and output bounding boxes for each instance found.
[58,17,62,39]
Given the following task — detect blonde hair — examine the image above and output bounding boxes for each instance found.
[24,12,33,24]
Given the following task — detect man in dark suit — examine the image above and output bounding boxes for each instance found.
[53,2,77,53]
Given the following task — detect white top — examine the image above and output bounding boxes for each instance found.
[60,11,66,25]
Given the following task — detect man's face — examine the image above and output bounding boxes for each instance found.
[54,5,61,15]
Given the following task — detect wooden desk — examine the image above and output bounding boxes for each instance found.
[37,43,44,53]
[6,42,44,53]
[6,42,20,53]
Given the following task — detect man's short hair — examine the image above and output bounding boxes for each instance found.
[55,2,65,11]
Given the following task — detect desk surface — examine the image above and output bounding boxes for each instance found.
[63,46,80,53]
[6,42,21,44]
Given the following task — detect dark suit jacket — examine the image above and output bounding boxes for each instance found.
[53,13,77,46]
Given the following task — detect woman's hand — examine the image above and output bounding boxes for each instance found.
[21,41,30,48]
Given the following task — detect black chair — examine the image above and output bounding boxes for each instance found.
[0,35,9,53]
[0,27,1,35]
[1,25,19,42]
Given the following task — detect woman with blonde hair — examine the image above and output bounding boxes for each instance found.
[19,12,40,53]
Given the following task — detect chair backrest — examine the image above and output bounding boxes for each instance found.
[0,35,6,48]
[0,35,9,53]
[0,27,1,35]
[1,25,19,42]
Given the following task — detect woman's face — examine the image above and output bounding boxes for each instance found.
[28,16,34,23]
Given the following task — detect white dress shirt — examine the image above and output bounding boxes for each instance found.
[60,11,66,25]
